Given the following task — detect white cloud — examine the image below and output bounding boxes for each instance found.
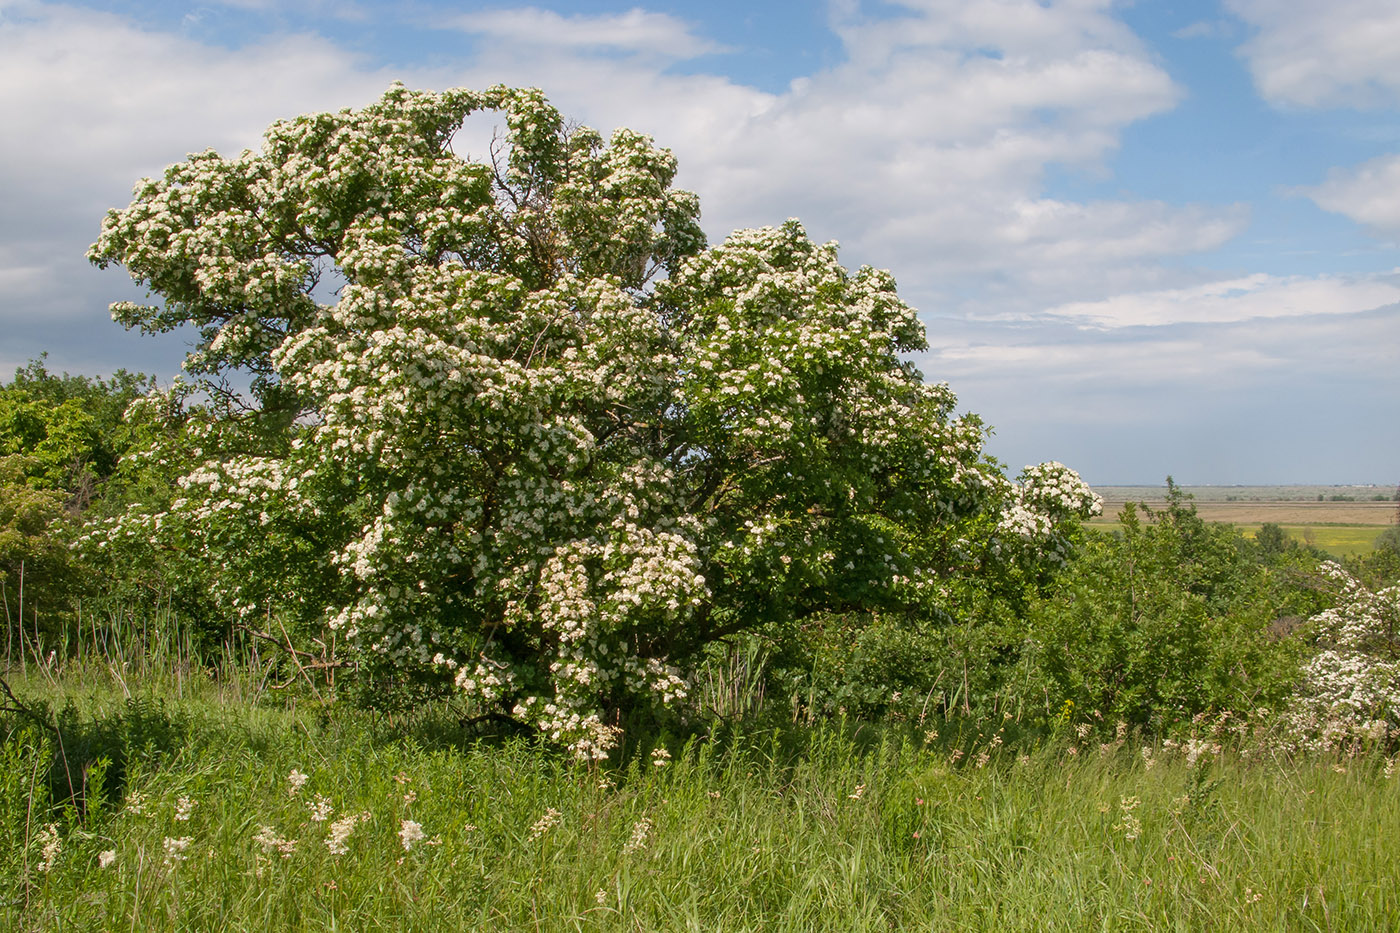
[933,336,1284,388]
[447,0,1227,310]
[0,0,1230,327]
[0,2,446,330]
[448,6,721,58]
[1227,0,1400,107]
[0,0,1393,483]
[919,301,1400,448]
[1302,154,1400,233]
[1042,271,1400,328]
[0,4,404,197]
[0,0,1252,385]
[1171,20,1235,40]
[830,0,1151,63]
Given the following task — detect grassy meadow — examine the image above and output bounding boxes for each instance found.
[4,620,1399,932]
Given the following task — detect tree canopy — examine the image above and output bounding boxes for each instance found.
[89,84,1099,756]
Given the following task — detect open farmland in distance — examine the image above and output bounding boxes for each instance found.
[1089,485,1397,557]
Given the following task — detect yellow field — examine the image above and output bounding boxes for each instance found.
[1090,522,1384,558]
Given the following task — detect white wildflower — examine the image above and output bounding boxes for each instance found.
[163,836,193,866]
[325,812,365,856]
[253,825,297,858]
[399,819,426,851]
[35,823,61,872]
[308,795,333,822]
[529,807,562,840]
[622,817,653,855]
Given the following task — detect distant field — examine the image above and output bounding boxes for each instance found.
[1092,484,1397,503]
[1086,484,1396,558]
[1093,499,1395,526]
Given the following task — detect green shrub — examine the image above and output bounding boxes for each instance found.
[0,455,74,640]
[1024,486,1303,730]
[764,581,1032,727]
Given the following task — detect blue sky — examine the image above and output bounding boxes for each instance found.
[1,0,1397,484]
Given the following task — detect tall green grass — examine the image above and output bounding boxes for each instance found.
[3,610,1398,931]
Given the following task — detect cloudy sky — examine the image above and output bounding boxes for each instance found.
[2,0,1397,484]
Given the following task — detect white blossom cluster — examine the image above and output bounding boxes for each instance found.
[89,85,1099,756]
[1285,562,1400,751]
[994,462,1102,560]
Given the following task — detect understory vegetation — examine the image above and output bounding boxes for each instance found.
[4,360,1398,929]
[5,84,1400,928]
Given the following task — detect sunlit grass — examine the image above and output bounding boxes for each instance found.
[1235,523,1386,558]
[5,653,1398,932]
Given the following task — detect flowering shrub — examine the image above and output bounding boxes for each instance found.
[89,85,1098,756]
[1285,561,1400,751]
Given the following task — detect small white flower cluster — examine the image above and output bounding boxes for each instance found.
[35,823,61,873]
[995,462,1101,559]
[325,812,365,856]
[308,794,334,822]
[528,807,563,841]
[398,819,426,852]
[253,825,298,859]
[162,836,193,867]
[1113,795,1142,841]
[622,816,653,855]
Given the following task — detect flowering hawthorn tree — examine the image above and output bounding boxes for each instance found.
[1285,562,1400,751]
[90,85,1099,757]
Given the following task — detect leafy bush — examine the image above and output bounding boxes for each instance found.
[0,361,168,645]
[1373,525,1400,565]
[0,456,73,637]
[1025,485,1302,730]
[767,583,1030,726]
[0,358,153,507]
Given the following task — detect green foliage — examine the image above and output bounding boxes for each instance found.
[1372,525,1400,574]
[769,583,1031,725]
[0,357,153,505]
[0,361,177,643]
[0,721,52,891]
[1252,522,1292,559]
[1025,482,1303,729]
[0,455,74,628]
